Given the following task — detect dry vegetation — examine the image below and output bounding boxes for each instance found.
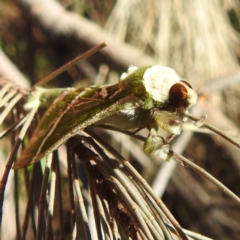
[1,0,240,239]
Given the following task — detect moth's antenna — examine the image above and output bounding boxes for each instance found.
[196,79,204,93]
[32,42,108,89]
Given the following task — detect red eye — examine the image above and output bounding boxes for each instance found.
[180,80,192,89]
[169,83,188,108]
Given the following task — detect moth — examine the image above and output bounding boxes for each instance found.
[13,65,203,169]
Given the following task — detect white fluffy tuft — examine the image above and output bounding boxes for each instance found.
[120,65,138,80]
[143,65,180,103]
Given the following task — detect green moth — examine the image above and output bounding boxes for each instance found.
[13,65,200,169]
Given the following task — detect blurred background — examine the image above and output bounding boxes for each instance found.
[1,0,240,239]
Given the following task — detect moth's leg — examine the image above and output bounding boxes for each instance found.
[165,134,176,144]
[144,111,207,161]
[143,128,172,161]
[152,110,207,135]
[181,114,207,131]
[132,127,145,135]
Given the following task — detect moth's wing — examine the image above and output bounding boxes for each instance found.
[13,84,134,169]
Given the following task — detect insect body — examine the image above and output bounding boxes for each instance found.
[13,65,200,169]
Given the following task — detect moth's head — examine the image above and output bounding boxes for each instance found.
[141,65,197,109]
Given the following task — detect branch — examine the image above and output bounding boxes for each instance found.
[14,0,154,71]
[0,49,29,88]
[13,0,240,93]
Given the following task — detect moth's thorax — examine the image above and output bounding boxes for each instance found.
[120,65,197,111]
[143,65,181,104]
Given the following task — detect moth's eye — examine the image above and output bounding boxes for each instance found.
[169,83,188,108]
[180,80,192,89]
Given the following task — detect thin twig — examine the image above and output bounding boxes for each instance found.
[83,129,189,240]
[95,194,112,240]
[14,169,21,240]
[0,82,13,100]
[129,175,172,240]
[73,138,157,239]
[0,116,27,139]
[45,152,57,240]
[88,181,103,240]
[66,142,76,235]
[77,134,165,240]
[109,176,156,240]
[36,153,53,240]
[165,222,214,240]
[173,151,240,205]
[0,90,18,108]
[187,113,240,148]
[71,145,92,240]
[55,152,65,240]
[33,42,108,88]
[0,106,38,230]
[0,93,23,125]
[21,165,39,240]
